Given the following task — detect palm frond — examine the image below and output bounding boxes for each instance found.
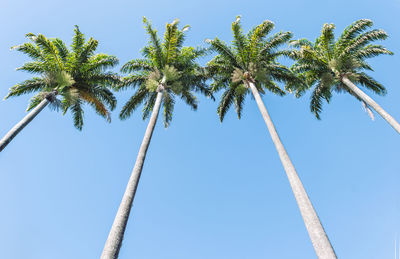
[52,38,69,61]
[26,93,46,111]
[121,59,153,73]
[180,90,198,110]
[262,31,292,54]
[163,91,175,127]
[86,54,119,72]
[11,42,42,60]
[318,23,335,60]
[71,100,84,130]
[233,91,245,119]
[207,38,240,68]
[231,16,248,66]
[16,61,45,74]
[5,78,46,99]
[337,19,373,50]
[357,72,387,95]
[78,37,98,64]
[143,17,164,68]
[119,87,148,120]
[71,25,85,54]
[142,92,157,120]
[248,20,275,58]
[79,90,111,122]
[163,18,180,64]
[310,82,330,119]
[345,29,389,54]
[217,88,235,122]
[355,44,393,59]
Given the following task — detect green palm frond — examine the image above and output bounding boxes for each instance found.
[248,20,275,59]
[5,78,46,99]
[357,72,386,95]
[52,38,69,61]
[344,29,388,54]
[120,87,148,120]
[206,38,241,69]
[318,23,335,60]
[143,17,164,68]
[16,61,45,74]
[121,59,153,73]
[71,25,85,54]
[163,19,180,64]
[262,31,293,54]
[163,91,175,127]
[86,54,119,73]
[78,37,98,64]
[233,90,245,119]
[142,93,157,120]
[180,90,198,110]
[26,93,47,111]
[355,44,393,59]
[71,100,84,130]
[217,87,235,122]
[337,19,373,51]
[117,72,148,91]
[232,16,249,66]
[11,41,42,59]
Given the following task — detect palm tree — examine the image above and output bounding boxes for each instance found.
[0,26,119,152]
[206,16,337,259]
[101,17,212,259]
[289,19,398,133]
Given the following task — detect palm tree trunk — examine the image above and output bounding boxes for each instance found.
[342,76,400,134]
[0,97,50,152]
[101,90,164,259]
[247,81,337,259]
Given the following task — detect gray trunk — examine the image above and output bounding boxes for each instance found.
[0,98,49,152]
[342,76,400,134]
[101,90,164,259]
[247,81,337,259]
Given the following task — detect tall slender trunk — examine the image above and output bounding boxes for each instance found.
[342,76,400,134]
[247,81,337,259]
[101,90,164,259]
[0,97,50,152]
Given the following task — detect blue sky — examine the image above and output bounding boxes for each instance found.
[0,0,399,258]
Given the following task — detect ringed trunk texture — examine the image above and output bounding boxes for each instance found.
[247,81,337,259]
[101,91,164,259]
[342,76,400,134]
[0,98,49,152]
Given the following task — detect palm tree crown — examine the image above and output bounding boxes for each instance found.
[206,16,303,121]
[6,26,119,129]
[117,17,213,127]
[288,19,393,119]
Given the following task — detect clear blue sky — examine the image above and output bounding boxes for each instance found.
[0,0,399,258]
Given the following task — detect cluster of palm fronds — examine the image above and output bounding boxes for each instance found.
[6,17,394,130]
[7,27,119,129]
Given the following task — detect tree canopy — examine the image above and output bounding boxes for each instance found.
[6,26,120,129]
[116,17,213,127]
[206,16,304,121]
[289,19,393,119]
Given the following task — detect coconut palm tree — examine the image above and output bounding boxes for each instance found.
[206,16,337,259]
[0,26,119,152]
[101,17,212,259]
[289,19,398,133]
